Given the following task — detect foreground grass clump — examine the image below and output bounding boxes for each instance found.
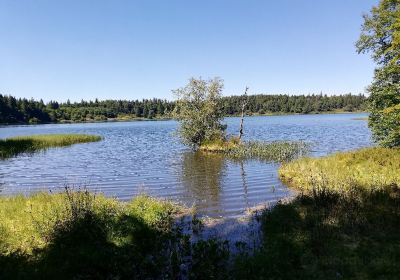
[0,190,231,280]
[234,186,400,279]
[279,147,400,192]
[200,138,309,162]
[0,134,102,159]
[231,147,400,279]
[0,190,180,279]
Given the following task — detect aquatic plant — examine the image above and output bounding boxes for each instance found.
[227,140,309,162]
[0,134,102,159]
[200,138,309,162]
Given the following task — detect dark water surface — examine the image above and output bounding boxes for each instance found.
[0,114,371,217]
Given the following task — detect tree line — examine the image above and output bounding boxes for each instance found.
[0,93,367,124]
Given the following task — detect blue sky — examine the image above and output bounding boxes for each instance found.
[0,0,378,102]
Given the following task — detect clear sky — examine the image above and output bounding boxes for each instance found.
[0,0,378,102]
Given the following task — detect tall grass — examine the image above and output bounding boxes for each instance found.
[0,134,102,159]
[227,141,309,162]
[279,147,400,192]
[0,189,232,279]
[200,138,309,162]
[234,184,400,279]
[229,147,400,278]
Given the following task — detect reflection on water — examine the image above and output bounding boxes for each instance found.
[0,114,372,217]
[180,152,225,210]
[177,151,294,217]
[239,161,249,209]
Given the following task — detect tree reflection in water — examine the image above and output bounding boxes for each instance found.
[180,151,250,216]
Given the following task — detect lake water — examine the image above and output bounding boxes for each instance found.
[0,113,372,218]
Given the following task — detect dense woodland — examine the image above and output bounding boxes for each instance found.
[0,93,367,124]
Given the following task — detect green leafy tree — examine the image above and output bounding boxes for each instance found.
[173,77,226,148]
[356,0,400,147]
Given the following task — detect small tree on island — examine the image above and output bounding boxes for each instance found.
[173,77,226,148]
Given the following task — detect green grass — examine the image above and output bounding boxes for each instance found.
[0,189,232,279]
[0,190,183,279]
[231,147,400,279]
[200,138,309,162]
[279,147,400,192]
[0,134,102,159]
[234,186,400,279]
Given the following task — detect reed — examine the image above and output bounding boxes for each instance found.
[200,138,309,162]
[0,134,102,159]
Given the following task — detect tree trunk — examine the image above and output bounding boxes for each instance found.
[238,87,249,140]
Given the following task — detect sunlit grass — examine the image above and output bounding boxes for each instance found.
[279,147,400,192]
[233,148,400,278]
[0,191,179,255]
[0,190,233,279]
[0,134,102,159]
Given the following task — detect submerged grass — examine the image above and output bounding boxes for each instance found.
[279,147,400,192]
[200,138,309,162]
[0,134,102,159]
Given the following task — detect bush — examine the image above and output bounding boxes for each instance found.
[173,77,226,147]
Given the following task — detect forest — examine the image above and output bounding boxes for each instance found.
[0,93,367,124]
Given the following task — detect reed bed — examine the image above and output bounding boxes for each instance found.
[0,134,102,159]
[200,138,309,162]
[226,140,309,162]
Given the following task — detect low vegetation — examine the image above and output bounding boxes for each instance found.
[279,147,400,192]
[200,138,309,162]
[0,134,102,159]
[235,185,400,279]
[0,189,234,279]
[231,147,399,279]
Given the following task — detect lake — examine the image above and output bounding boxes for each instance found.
[0,113,372,218]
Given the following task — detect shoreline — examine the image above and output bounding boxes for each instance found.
[0,111,368,127]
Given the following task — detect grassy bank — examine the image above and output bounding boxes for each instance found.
[233,147,399,279]
[279,147,400,192]
[0,190,232,279]
[0,134,102,159]
[200,138,309,162]
[235,185,400,279]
